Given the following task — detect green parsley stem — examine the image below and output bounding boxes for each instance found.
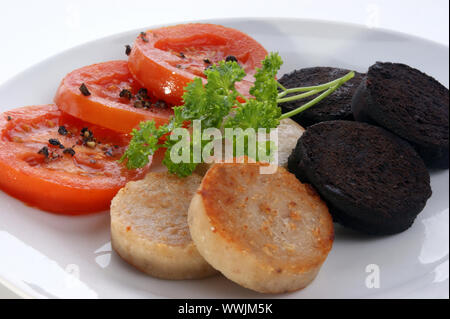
[279,85,339,120]
[277,71,355,99]
[276,88,326,104]
[277,81,288,91]
[279,71,354,120]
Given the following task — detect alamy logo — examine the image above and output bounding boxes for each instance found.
[64,263,81,289]
[366,4,381,29]
[169,120,279,174]
[365,264,380,289]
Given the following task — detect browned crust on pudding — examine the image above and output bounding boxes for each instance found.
[111,172,217,280]
[188,162,334,293]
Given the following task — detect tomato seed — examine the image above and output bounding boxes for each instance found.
[86,141,96,148]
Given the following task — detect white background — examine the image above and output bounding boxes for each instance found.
[0,0,448,86]
[0,0,448,298]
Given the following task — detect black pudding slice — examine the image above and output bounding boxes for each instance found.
[352,62,449,169]
[278,67,365,127]
[287,121,432,235]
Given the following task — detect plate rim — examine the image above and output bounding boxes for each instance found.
[0,17,448,299]
[1,17,448,90]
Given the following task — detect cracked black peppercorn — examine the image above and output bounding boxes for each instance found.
[225,55,238,63]
[105,149,113,157]
[135,88,150,101]
[134,100,144,108]
[58,126,68,136]
[38,146,49,158]
[49,139,65,149]
[48,138,61,146]
[154,100,168,109]
[137,88,148,96]
[140,32,149,43]
[79,83,91,96]
[119,89,133,100]
[63,147,76,156]
[125,45,132,56]
[80,127,94,143]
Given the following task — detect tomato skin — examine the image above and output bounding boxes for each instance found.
[54,61,173,134]
[0,157,117,214]
[128,23,268,106]
[0,105,150,214]
[129,45,189,107]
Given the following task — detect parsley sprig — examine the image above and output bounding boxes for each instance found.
[120,53,354,177]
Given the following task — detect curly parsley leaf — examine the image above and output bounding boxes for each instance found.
[249,52,283,103]
[162,141,198,177]
[204,60,246,92]
[181,61,245,129]
[120,51,354,178]
[224,99,281,130]
[120,121,170,169]
[180,78,207,122]
[121,57,279,174]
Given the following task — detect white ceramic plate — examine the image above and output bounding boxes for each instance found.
[0,18,448,299]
